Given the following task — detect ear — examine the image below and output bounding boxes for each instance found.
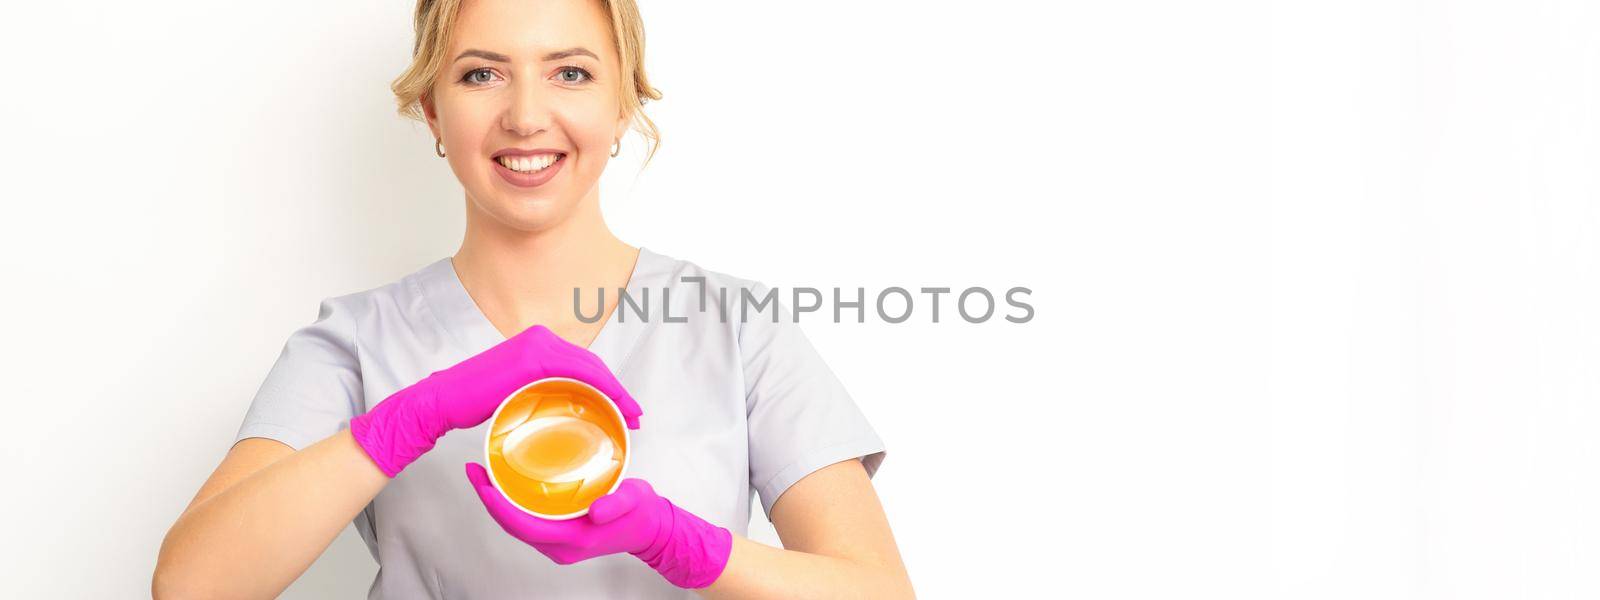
[421,90,443,140]
[613,106,631,146]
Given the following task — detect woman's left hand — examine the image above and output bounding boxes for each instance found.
[464,464,734,589]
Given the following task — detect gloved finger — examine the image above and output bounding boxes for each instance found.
[598,376,640,428]
[618,477,655,497]
[516,324,555,342]
[583,374,642,430]
[570,347,610,371]
[541,349,643,430]
[463,463,573,544]
[587,482,643,524]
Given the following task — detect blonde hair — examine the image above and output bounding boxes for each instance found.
[391,0,664,165]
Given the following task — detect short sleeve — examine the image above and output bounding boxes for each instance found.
[740,282,886,518]
[235,296,365,451]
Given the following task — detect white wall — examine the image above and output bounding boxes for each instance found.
[1,0,1597,597]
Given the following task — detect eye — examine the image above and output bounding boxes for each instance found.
[555,66,593,84]
[462,68,499,85]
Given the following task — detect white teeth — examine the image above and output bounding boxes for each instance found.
[497,153,560,173]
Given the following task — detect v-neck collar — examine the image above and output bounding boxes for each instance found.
[413,246,671,377]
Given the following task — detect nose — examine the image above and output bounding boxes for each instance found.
[501,73,551,137]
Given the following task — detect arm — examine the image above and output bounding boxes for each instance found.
[153,430,389,600]
[466,456,913,597]
[698,458,914,599]
[156,324,640,599]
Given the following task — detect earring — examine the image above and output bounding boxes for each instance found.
[435,138,447,158]
[610,138,621,158]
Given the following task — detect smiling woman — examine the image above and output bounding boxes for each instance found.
[151,0,912,599]
[393,0,663,234]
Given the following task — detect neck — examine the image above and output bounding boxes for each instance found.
[452,191,638,330]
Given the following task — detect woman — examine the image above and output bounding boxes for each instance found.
[152,0,912,597]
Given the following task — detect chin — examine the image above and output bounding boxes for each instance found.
[478,196,577,233]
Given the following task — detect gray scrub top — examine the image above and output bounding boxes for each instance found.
[234,247,887,599]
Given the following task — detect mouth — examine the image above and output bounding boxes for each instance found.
[494,152,566,173]
[491,150,568,188]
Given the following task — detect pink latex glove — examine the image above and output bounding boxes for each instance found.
[465,464,733,589]
[349,325,642,477]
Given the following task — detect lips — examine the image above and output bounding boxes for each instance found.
[492,147,567,159]
[495,153,562,173]
[492,149,568,188]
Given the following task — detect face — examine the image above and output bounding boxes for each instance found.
[422,0,629,232]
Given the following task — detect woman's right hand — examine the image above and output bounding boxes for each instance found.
[350,325,641,477]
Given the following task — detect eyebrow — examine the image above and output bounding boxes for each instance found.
[453,47,599,63]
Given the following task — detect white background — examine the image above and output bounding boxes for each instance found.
[1,0,1597,598]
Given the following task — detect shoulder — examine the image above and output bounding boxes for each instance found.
[302,258,449,335]
[644,247,784,318]
[647,247,770,298]
[642,248,801,349]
